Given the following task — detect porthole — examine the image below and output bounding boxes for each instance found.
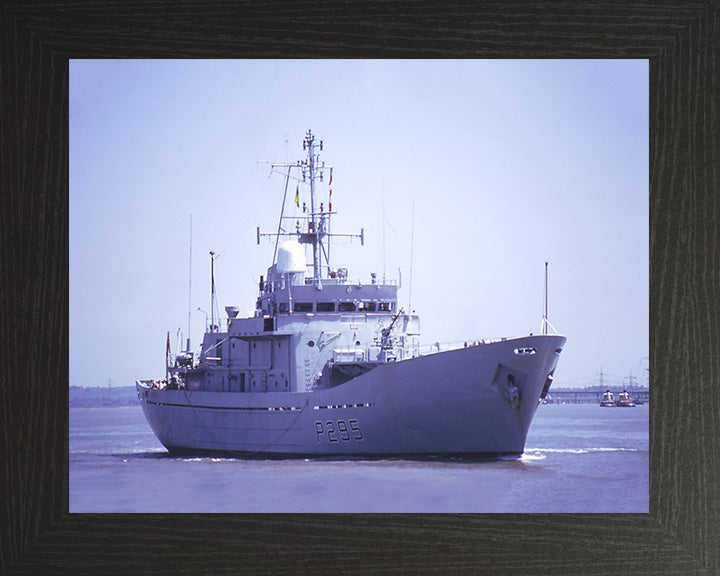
[308,340,315,347]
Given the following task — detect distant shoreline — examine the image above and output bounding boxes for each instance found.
[69,385,649,408]
[70,386,138,407]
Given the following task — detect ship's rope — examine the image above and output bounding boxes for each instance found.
[243,397,310,456]
[179,387,309,458]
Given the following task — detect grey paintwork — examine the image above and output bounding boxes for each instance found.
[137,333,565,456]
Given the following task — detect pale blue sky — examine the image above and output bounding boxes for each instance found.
[70,59,649,389]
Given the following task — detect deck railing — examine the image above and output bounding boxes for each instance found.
[416,338,507,356]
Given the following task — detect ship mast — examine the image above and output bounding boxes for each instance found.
[258,130,363,282]
[304,130,321,285]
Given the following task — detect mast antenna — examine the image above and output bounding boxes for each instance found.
[409,201,415,312]
[209,251,220,332]
[382,182,386,284]
[186,214,192,352]
[541,261,557,334]
[543,262,548,335]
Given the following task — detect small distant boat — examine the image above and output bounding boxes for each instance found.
[599,389,615,407]
[615,389,635,407]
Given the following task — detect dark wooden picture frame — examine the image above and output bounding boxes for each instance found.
[1,2,717,574]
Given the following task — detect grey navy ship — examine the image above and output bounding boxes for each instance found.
[137,130,566,458]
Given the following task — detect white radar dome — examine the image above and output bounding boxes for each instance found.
[276,240,306,273]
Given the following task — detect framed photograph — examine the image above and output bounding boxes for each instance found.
[2,2,717,574]
[68,58,648,516]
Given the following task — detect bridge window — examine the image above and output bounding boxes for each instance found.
[317,302,335,312]
[378,302,394,312]
[359,301,376,312]
[338,302,356,312]
[294,302,313,312]
[278,302,288,313]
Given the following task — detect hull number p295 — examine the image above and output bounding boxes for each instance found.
[315,419,363,443]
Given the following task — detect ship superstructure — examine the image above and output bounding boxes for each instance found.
[137,130,566,457]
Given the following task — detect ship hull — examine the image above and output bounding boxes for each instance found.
[137,334,565,457]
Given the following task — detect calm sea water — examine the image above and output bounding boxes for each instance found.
[70,403,648,513]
